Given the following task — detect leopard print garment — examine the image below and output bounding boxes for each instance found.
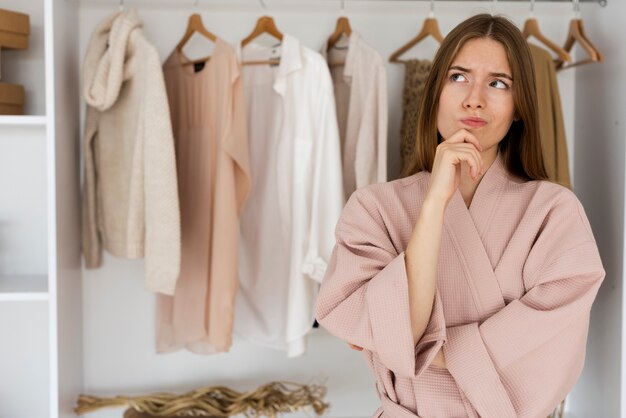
[400,59,433,175]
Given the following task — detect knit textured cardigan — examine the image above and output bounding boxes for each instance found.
[81,10,181,295]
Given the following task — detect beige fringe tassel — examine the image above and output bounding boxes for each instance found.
[548,399,565,418]
[75,381,329,417]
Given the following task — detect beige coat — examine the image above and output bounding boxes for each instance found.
[322,32,388,198]
[81,10,181,295]
[316,152,604,417]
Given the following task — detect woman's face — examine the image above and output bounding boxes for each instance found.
[437,37,516,157]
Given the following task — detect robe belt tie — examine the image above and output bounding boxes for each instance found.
[376,390,479,418]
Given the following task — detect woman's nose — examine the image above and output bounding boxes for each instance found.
[463,83,485,109]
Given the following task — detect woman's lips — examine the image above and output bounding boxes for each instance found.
[461,117,487,128]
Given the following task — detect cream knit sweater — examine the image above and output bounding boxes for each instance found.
[81,10,181,295]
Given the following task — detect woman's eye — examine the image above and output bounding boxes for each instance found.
[450,73,467,82]
[491,79,509,89]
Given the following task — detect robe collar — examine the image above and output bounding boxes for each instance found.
[455,150,509,236]
[442,150,509,318]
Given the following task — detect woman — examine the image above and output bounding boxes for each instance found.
[315,13,605,418]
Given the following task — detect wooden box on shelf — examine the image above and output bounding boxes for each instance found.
[0,82,24,115]
[0,8,30,50]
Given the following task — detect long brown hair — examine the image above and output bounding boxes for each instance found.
[401,13,548,182]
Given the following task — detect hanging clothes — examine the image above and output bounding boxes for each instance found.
[530,43,572,189]
[399,59,433,175]
[316,151,605,417]
[81,9,181,295]
[321,32,388,199]
[156,39,251,354]
[235,34,344,357]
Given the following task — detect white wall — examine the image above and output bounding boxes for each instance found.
[75,1,602,417]
[564,1,626,417]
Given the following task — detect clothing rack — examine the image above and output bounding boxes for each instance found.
[78,0,608,8]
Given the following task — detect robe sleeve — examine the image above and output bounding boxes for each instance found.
[315,188,446,378]
[142,46,181,296]
[302,62,345,283]
[442,193,605,418]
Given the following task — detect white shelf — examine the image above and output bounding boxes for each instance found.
[0,274,49,301]
[0,302,50,418]
[0,115,47,126]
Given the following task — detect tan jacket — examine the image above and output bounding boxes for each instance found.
[82,10,181,295]
[530,43,572,189]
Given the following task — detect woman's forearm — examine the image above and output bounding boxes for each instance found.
[405,195,446,346]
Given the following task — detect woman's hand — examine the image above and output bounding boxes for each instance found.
[427,129,484,206]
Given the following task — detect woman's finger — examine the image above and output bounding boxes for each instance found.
[450,143,484,175]
[443,129,482,152]
[443,148,482,180]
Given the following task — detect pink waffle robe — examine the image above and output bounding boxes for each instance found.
[315,152,605,418]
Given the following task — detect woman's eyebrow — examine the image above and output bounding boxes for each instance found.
[449,65,513,81]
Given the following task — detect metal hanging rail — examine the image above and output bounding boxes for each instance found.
[76,0,609,10]
[333,0,605,2]
[87,0,609,6]
[322,0,608,5]
[329,0,608,6]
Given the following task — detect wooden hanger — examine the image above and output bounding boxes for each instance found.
[556,19,604,70]
[326,16,352,68]
[556,1,603,70]
[523,18,572,63]
[241,16,284,66]
[389,17,444,63]
[175,13,217,67]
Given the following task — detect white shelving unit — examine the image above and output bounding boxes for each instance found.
[0,0,81,417]
[0,302,50,418]
[0,1,52,417]
[0,275,48,301]
[0,115,47,126]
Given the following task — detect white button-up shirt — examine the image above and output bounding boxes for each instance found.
[236,34,344,357]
